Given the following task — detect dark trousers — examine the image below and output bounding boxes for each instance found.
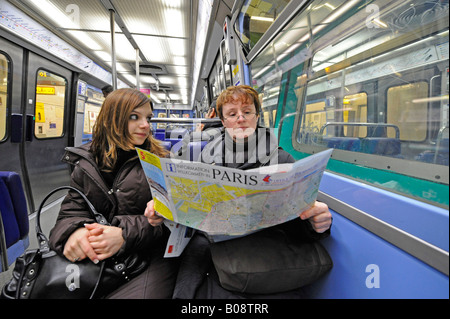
[106,254,180,299]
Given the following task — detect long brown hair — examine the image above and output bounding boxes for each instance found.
[91,88,169,171]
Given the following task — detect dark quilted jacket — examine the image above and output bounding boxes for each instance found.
[49,142,165,257]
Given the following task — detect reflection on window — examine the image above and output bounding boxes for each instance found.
[83,87,103,134]
[343,93,367,137]
[235,0,291,52]
[257,78,281,128]
[250,0,449,179]
[0,53,8,141]
[387,83,428,141]
[35,70,66,139]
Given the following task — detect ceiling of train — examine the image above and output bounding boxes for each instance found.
[11,0,202,107]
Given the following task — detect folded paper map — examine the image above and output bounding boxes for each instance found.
[137,147,332,256]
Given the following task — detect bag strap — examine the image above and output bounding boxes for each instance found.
[36,186,110,253]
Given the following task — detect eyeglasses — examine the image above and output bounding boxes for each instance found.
[223,112,257,122]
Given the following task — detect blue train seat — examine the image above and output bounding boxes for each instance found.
[415,138,448,165]
[415,151,449,165]
[323,137,361,151]
[0,179,20,249]
[0,171,29,272]
[166,138,183,150]
[160,140,172,151]
[304,172,449,299]
[154,129,165,141]
[188,140,208,161]
[166,128,188,139]
[360,137,401,156]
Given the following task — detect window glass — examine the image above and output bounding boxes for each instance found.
[249,0,449,192]
[387,82,428,141]
[35,70,67,138]
[83,87,103,134]
[258,77,281,127]
[0,53,8,141]
[221,41,233,87]
[235,0,291,52]
[343,93,368,137]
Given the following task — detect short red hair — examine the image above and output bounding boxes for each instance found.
[216,85,261,120]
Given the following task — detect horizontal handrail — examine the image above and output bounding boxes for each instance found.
[150,118,222,124]
[319,122,400,139]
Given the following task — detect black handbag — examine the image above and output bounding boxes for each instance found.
[1,186,148,299]
[210,227,333,294]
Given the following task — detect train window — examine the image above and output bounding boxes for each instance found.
[249,0,449,200]
[220,41,233,88]
[387,82,428,141]
[35,70,67,139]
[305,92,369,139]
[208,56,220,101]
[258,81,281,128]
[235,0,291,52]
[343,93,368,137]
[83,87,103,135]
[0,53,9,141]
[300,0,448,168]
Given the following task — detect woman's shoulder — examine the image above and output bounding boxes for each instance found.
[62,142,97,166]
[277,148,295,164]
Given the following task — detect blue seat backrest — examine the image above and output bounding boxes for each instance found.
[323,137,361,152]
[439,138,449,150]
[361,138,400,156]
[160,140,172,151]
[437,138,449,158]
[189,141,208,161]
[0,178,21,248]
[166,128,188,139]
[415,138,449,165]
[415,151,449,166]
[0,171,29,238]
[154,131,165,141]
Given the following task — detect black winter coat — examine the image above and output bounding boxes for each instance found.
[173,128,330,299]
[49,143,167,257]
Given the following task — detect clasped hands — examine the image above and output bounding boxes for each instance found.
[63,223,124,263]
[144,200,332,233]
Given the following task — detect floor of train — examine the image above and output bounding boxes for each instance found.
[0,197,63,288]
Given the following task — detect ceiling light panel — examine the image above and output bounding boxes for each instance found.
[112,0,189,38]
[23,0,195,106]
[133,35,188,64]
[93,32,139,62]
[136,75,156,84]
[30,0,115,31]
[166,65,190,76]
[68,0,113,31]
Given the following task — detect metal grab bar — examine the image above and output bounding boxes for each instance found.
[434,125,449,163]
[319,122,400,139]
[277,112,298,144]
[150,118,222,124]
[0,207,9,271]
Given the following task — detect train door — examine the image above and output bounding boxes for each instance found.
[0,36,29,209]
[24,52,73,211]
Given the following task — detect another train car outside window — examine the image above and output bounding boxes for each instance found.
[34,70,67,139]
[83,87,103,135]
[246,0,448,204]
[387,82,428,142]
[234,0,291,53]
[0,53,8,142]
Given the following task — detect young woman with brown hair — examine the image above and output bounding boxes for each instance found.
[49,88,178,298]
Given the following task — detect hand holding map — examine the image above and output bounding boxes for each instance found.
[137,147,332,256]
